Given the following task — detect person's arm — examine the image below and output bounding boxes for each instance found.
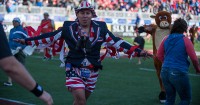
[0,23,53,105]
[138,24,157,34]
[15,28,62,47]
[103,24,152,58]
[183,37,200,73]
[0,57,53,105]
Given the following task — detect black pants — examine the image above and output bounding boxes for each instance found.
[14,50,26,65]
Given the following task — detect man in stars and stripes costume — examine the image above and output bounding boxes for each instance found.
[15,1,152,104]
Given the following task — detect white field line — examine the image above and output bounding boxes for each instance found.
[0,97,35,105]
[139,68,200,77]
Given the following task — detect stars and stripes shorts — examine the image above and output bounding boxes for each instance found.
[65,67,99,93]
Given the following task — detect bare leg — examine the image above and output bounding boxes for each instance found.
[71,88,87,105]
[44,48,51,59]
[8,77,12,83]
[4,76,13,86]
[138,58,141,64]
[85,90,91,100]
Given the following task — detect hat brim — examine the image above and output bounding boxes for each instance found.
[75,8,97,18]
[75,8,93,12]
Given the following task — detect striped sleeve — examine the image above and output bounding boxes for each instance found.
[104,31,141,58]
[25,28,62,46]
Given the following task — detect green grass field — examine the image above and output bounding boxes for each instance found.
[123,37,200,51]
[0,54,200,105]
[0,37,200,104]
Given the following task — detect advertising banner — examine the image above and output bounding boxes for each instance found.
[110,24,135,37]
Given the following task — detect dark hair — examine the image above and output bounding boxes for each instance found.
[170,18,188,34]
[43,12,49,16]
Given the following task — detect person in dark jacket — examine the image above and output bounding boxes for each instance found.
[15,1,152,105]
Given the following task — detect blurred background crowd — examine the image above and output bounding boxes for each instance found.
[0,0,199,16]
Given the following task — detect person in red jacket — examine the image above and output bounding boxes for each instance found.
[40,12,55,60]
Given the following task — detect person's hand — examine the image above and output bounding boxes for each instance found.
[144,25,153,32]
[140,50,153,60]
[196,66,200,74]
[138,26,145,33]
[13,38,25,44]
[38,91,53,105]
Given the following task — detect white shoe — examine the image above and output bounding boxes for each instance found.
[60,63,65,67]
[3,82,13,86]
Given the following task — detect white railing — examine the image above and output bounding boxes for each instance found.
[0,5,66,16]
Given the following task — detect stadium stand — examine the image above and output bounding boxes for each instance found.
[0,0,199,37]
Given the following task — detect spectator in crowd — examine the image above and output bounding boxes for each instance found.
[22,0,34,13]
[36,0,43,7]
[3,17,28,86]
[0,0,4,5]
[0,22,53,105]
[15,1,153,105]
[4,0,199,16]
[0,16,4,23]
[95,0,199,16]
[6,0,17,13]
[40,12,55,60]
[43,0,49,7]
[0,16,7,30]
[157,18,200,105]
